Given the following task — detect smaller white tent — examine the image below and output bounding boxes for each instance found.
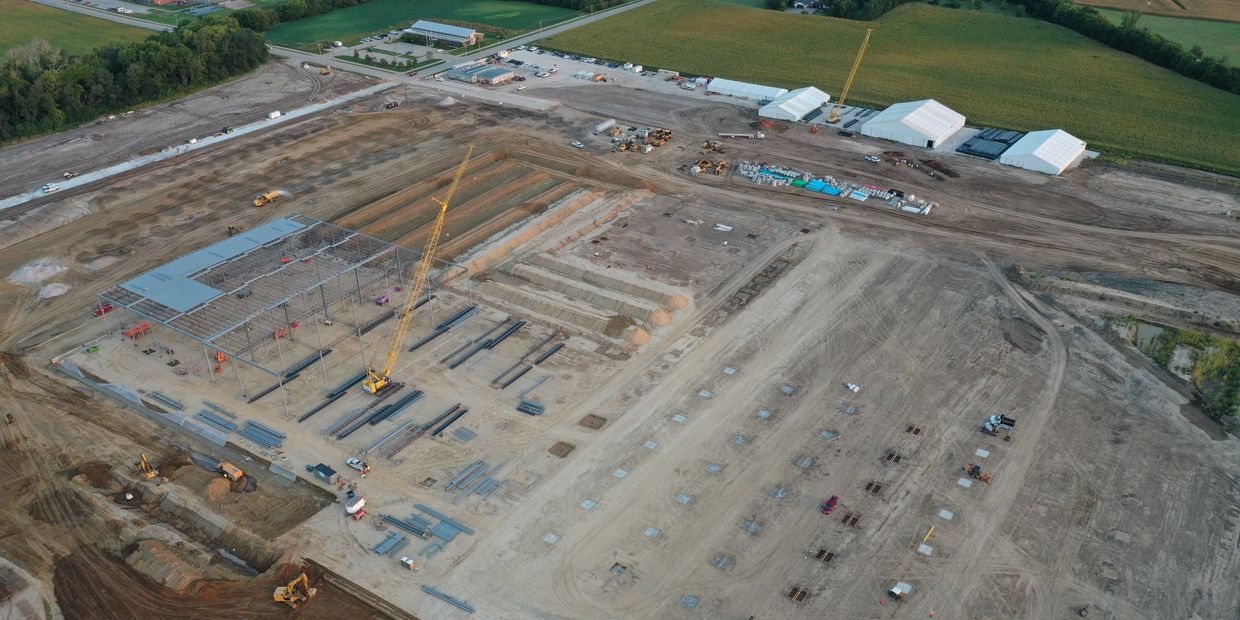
[759,87,830,122]
[999,129,1086,175]
[706,78,787,100]
[860,99,964,149]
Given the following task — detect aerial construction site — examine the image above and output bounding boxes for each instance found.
[1,60,1238,620]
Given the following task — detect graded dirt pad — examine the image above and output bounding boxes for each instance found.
[2,67,1240,620]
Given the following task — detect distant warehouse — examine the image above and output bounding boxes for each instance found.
[403,20,484,47]
[759,87,830,122]
[706,78,787,100]
[860,99,964,149]
[999,129,1086,175]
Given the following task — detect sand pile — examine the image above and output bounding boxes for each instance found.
[9,258,67,284]
[438,96,457,107]
[38,283,70,298]
[204,478,230,502]
[86,256,120,271]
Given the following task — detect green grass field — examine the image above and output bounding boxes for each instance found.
[265,0,579,50]
[542,0,1240,175]
[0,0,151,56]
[1096,9,1240,59]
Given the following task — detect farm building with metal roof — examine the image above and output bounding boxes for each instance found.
[706,78,787,101]
[404,20,483,46]
[759,87,830,122]
[860,99,965,149]
[999,129,1086,175]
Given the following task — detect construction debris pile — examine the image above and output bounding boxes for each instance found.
[735,161,938,215]
[607,126,674,154]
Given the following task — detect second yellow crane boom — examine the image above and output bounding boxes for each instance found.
[828,28,873,124]
[363,145,474,394]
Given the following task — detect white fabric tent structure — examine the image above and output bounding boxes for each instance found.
[706,78,787,100]
[999,129,1086,175]
[860,99,965,148]
[758,87,830,122]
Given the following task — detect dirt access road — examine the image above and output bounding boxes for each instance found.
[0,63,1239,619]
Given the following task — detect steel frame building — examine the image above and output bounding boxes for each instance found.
[97,214,468,414]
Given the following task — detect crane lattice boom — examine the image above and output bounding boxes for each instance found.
[363,145,474,394]
[828,28,873,124]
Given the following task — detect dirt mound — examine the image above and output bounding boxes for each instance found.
[27,488,91,524]
[667,294,690,310]
[157,454,192,478]
[626,326,651,346]
[125,540,204,591]
[8,258,67,284]
[204,478,230,502]
[438,96,457,107]
[38,283,70,298]
[75,462,119,490]
[649,308,671,327]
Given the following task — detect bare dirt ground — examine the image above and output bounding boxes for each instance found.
[0,68,1238,620]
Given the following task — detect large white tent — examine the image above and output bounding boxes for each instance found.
[706,78,787,100]
[758,87,830,122]
[860,99,964,149]
[999,129,1086,175]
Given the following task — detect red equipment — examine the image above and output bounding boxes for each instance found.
[123,322,151,340]
[820,495,839,515]
[93,303,114,317]
[350,509,366,521]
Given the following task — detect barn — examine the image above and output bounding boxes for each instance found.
[860,99,965,149]
[705,78,787,100]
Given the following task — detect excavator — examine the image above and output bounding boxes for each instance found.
[363,146,474,395]
[273,573,317,609]
[135,454,157,480]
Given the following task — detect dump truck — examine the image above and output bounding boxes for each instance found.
[218,462,244,481]
[253,191,280,208]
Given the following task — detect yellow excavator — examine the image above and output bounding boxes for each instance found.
[827,28,873,124]
[135,454,157,480]
[273,573,317,609]
[363,146,474,395]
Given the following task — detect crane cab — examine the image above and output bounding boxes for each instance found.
[362,369,391,395]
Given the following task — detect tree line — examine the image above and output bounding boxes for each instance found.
[232,0,374,33]
[0,16,267,144]
[506,0,630,10]
[1003,0,1238,94]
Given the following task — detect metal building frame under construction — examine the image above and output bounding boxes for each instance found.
[96,214,469,415]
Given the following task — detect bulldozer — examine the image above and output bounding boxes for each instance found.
[273,573,317,609]
[712,160,728,175]
[963,464,992,484]
[253,191,280,208]
[135,454,157,480]
[227,225,243,237]
[320,66,332,76]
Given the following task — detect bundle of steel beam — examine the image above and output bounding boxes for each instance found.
[297,390,347,423]
[441,318,509,366]
[283,348,332,379]
[364,419,418,454]
[430,407,469,437]
[149,391,184,411]
[385,538,410,558]
[239,420,284,448]
[382,514,431,538]
[378,403,463,459]
[492,332,556,387]
[196,410,238,432]
[486,320,526,350]
[533,342,564,365]
[447,460,507,504]
[516,400,545,416]
[247,374,296,404]
[335,386,406,440]
[328,371,367,398]
[373,532,406,555]
[358,310,395,336]
[325,384,402,436]
[367,390,423,426]
[414,503,475,535]
[202,401,237,419]
[421,586,475,614]
[446,320,527,370]
[409,306,480,352]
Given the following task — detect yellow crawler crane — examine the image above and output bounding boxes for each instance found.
[363,146,475,394]
[827,28,873,124]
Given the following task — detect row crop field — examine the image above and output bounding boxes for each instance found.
[1,0,151,56]
[1074,0,1240,23]
[1095,9,1240,59]
[542,0,1240,175]
[265,0,580,50]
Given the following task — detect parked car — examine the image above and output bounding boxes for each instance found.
[407,70,418,76]
[93,303,114,317]
[570,141,585,149]
[864,155,882,164]
[41,183,60,193]
[516,85,526,91]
